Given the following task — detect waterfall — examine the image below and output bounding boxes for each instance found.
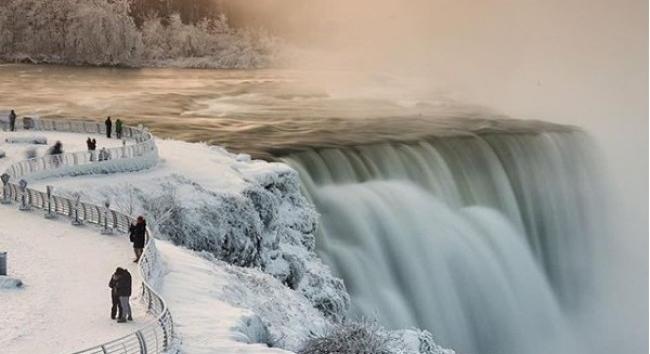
[282,130,607,354]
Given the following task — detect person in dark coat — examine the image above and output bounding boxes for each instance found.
[109,268,123,320]
[9,110,16,132]
[86,137,92,150]
[115,119,123,139]
[105,116,112,138]
[116,268,132,322]
[48,141,63,167]
[129,216,147,263]
[49,141,63,155]
[90,138,97,150]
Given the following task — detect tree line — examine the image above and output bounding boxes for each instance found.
[0,0,276,68]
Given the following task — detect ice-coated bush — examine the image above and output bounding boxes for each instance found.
[299,321,455,354]
[298,320,392,354]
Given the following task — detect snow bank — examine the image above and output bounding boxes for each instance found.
[157,241,325,353]
[0,275,23,289]
[5,136,47,144]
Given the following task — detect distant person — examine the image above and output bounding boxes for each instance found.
[88,138,97,161]
[116,268,132,323]
[105,116,112,138]
[115,119,123,139]
[8,110,16,132]
[108,268,123,320]
[48,141,63,167]
[49,141,63,155]
[129,216,146,263]
[98,147,112,161]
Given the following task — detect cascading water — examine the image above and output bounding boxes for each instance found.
[282,129,607,354]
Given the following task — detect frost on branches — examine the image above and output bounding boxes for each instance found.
[0,0,277,68]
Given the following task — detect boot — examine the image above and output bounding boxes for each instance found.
[117,318,126,323]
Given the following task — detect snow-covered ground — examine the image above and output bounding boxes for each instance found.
[0,204,147,354]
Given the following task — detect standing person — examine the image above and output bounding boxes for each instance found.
[86,137,92,150]
[129,216,146,263]
[49,141,63,167]
[116,268,132,323]
[89,138,97,161]
[105,116,112,138]
[115,119,123,139]
[108,268,123,320]
[8,110,16,132]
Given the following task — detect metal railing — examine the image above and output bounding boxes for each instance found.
[6,119,157,181]
[2,118,174,354]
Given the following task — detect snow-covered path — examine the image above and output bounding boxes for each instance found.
[0,203,147,354]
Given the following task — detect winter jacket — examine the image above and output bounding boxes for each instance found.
[49,143,63,155]
[116,270,132,297]
[109,274,119,296]
[130,222,146,249]
[115,120,123,133]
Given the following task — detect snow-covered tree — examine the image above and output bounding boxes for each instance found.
[0,0,278,68]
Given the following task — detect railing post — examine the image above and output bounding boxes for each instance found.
[71,193,83,226]
[1,173,10,204]
[18,179,30,211]
[45,185,56,219]
[101,200,113,235]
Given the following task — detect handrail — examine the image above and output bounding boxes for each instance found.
[2,118,173,354]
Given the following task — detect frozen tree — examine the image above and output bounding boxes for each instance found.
[0,0,278,68]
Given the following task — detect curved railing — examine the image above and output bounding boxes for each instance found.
[6,119,157,181]
[2,118,173,354]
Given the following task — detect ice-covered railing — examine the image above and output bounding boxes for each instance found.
[6,118,157,180]
[1,118,173,354]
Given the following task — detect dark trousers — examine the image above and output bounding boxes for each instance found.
[111,293,122,319]
[9,119,15,131]
[106,126,112,138]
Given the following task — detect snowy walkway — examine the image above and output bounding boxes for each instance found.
[0,188,147,354]
[0,128,151,353]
